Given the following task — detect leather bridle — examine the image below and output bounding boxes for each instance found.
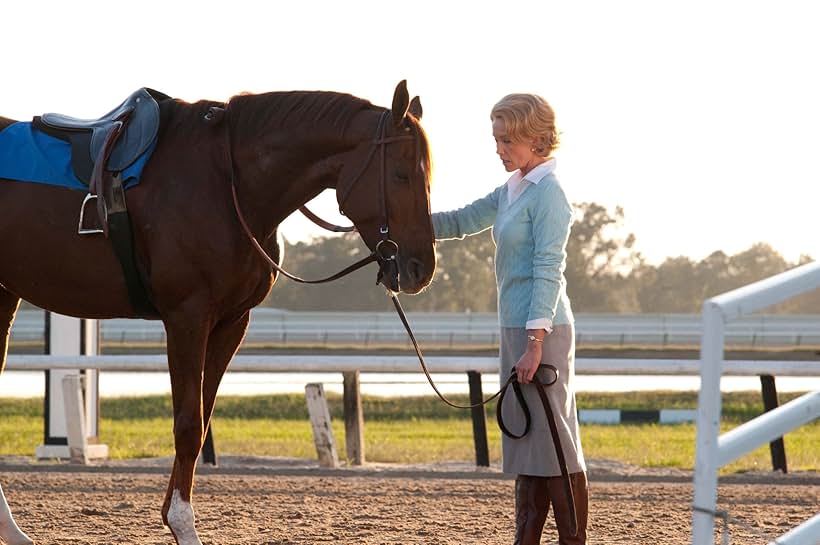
[225,107,412,287]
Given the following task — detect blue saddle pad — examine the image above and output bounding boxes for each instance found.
[0,121,155,191]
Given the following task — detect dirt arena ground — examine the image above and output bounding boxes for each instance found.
[1,457,817,545]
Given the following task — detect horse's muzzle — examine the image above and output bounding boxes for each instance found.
[399,257,429,294]
[377,259,400,293]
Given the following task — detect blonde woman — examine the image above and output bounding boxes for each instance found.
[432,94,588,544]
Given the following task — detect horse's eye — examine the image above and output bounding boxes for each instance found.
[394,169,410,183]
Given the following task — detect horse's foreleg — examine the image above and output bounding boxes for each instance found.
[160,311,211,545]
[202,312,251,439]
[0,289,32,545]
[0,485,33,545]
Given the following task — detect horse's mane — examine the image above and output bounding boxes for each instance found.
[226,90,432,183]
[228,91,376,137]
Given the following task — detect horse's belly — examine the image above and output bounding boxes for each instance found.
[0,182,135,318]
[0,244,135,318]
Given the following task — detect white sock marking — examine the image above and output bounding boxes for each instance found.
[167,488,202,545]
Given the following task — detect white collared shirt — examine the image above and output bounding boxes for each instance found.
[505,158,558,333]
[506,158,557,206]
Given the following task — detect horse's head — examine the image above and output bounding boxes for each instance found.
[336,81,436,295]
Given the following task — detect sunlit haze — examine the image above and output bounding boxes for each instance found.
[3,0,818,265]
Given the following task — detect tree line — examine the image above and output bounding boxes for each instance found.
[266,202,818,314]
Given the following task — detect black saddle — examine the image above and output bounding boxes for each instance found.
[33,88,163,184]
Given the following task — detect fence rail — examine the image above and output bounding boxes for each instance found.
[10,309,820,349]
[8,352,819,473]
[7,354,820,375]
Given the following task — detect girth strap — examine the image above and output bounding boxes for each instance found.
[106,176,157,318]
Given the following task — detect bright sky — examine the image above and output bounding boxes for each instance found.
[3,0,818,265]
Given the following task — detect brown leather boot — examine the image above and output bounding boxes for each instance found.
[513,475,550,545]
[547,471,589,545]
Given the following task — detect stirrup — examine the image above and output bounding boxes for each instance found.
[78,193,105,235]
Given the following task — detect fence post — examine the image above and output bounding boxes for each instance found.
[467,371,490,467]
[305,383,339,468]
[342,371,365,465]
[691,301,724,544]
[36,312,108,460]
[61,374,88,465]
[759,374,787,473]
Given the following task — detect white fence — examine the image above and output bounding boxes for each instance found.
[7,354,820,376]
[10,309,820,349]
[692,261,820,545]
[8,351,820,472]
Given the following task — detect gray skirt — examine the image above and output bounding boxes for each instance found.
[499,324,586,476]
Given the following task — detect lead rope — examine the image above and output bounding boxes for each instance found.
[389,293,578,536]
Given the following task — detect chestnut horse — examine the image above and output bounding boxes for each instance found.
[0,81,435,544]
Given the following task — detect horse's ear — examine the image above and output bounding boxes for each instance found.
[391,80,410,126]
[408,96,423,120]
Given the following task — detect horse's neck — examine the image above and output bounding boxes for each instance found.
[231,97,377,239]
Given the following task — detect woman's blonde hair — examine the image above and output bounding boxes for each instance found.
[491,94,560,157]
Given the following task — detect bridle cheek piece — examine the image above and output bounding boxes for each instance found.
[228,108,412,287]
[335,110,413,290]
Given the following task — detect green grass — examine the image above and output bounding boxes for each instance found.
[0,392,817,473]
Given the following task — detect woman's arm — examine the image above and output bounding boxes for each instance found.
[431,186,502,241]
[528,180,573,325]
[515,181,572,384]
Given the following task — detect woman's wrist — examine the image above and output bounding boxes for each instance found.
[526,328,545,341]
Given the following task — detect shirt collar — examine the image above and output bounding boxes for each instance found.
[523,157,557,184]
[505,157,557,186]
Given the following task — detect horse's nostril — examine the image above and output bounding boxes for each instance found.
[407,258,425,284]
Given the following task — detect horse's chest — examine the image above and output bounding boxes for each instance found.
[223,268,276,311]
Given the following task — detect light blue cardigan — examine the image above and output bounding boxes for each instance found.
[432,172,574,328]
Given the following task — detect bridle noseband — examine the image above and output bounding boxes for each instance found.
[225,107,412,287]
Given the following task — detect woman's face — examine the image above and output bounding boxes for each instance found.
[492,117,540,174]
